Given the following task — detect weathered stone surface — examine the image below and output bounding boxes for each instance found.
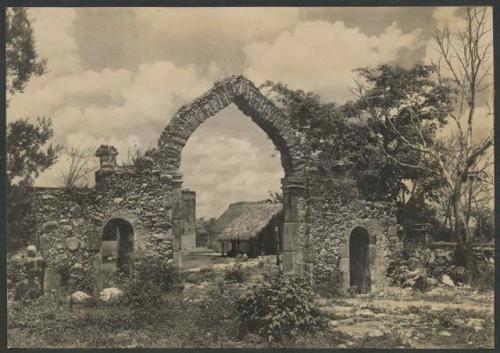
[69,290,91,304]
[26,245,36,257]
[100,287,123,303]
[43,267,61,293]
[442,274,455,287]
[153,75,309,175]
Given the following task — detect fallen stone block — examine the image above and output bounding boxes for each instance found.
[100,287,123,303]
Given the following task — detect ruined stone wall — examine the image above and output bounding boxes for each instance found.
[29,159,176,293]
[94,164,175,263]
[22,75,412,296]
[307,177,401,293]
[388,241,494,288]
[30,188,102,293]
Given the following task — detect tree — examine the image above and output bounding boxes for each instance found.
[350,63,455,203]
[58,146,97,191]
[260,81,368,173]
[353,7,493,279]
[261,69,452,204]
[6,8,53,249]
[6,7,46,100]
[7,117,61,187]
[431,7,493,277]
[7,118,61,248]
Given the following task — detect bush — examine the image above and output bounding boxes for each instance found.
[224,262,245,283]
[196,280,240,339]
[237,272,326,341]
[471,261,494,292]
[123,255,181,307]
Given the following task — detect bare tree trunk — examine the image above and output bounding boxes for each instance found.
[452,186,475,283]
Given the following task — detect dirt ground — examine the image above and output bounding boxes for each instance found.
[180,248,228,270]
[316,286,493,348]
[182,254,494,349]
[8,253,494,349]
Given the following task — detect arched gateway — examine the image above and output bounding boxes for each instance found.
[32,76,398,294]
[154,75,306,176]
[152,75,310,273]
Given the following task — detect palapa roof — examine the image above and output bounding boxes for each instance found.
[216,201,282,241]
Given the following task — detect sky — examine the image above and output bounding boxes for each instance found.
[7,7,493,218]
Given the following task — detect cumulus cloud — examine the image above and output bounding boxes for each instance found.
[133,7,300,42]
[180,106,284,218]
[8,8,213,189]
[9,7,492,216]
[424,7,492,66]
[29,8,81,74]
[432,7,466,27]
[243,20,423,103]
[34,131,145,188]
[424,7,493,141]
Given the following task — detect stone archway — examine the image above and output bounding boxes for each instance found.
[349,226,370,293]
[154,75,306,176]
[101,218,135,276]
[153,75,309,273]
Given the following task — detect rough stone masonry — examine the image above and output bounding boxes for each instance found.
[27,75,400,294]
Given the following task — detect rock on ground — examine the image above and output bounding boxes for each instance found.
[100,287,123,302]
[441,274,455,287]
[69,291,91,304]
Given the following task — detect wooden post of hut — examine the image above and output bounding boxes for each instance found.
[221,241,225,257]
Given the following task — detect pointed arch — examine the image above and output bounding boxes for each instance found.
[153,75,306,177]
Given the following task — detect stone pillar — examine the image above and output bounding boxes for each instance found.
[281,176,307,274]
[95,145,118,168]
[43,268,61,294]
[340,241,350,290]
[95,145,118,190]
[169,171,184,267]
[181,189,196,249]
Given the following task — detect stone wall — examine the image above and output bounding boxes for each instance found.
[388,241,494,288]
[307,176,401,293]
[29,151,176,293]
[30,188,102,293]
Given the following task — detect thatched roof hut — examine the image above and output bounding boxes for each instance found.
[216,201,282,241]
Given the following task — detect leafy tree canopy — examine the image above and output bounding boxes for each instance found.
[6,7,46,97]
[262,62,455,203]
[7,117,61,187]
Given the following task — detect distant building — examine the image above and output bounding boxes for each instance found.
[195,217,218,250]
[214,201,282,257]
[195,219,209,247]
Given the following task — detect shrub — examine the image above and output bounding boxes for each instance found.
[237,272,326,341]
[123,255,181,307]
[196,280,240,339]
[471,261,494,292]
[224,262,245,283]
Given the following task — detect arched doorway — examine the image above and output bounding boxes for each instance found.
[101,218,134,276]
[349,226,370,293]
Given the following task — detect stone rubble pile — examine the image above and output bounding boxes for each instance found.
[387,246,494,290]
